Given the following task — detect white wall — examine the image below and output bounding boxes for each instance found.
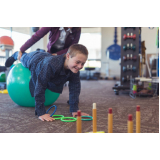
[141,27,158,54]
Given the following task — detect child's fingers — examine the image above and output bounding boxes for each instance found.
[18,51,22,60]
[38,117,44,121]
[46,117,55,121]
[81,113,90,116]
[48,117,55,121]
[72,113,77,117]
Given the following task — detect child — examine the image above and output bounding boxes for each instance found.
[5,44,89,121]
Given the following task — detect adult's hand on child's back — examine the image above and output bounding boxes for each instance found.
[72,112,90,117]
[18,51,23,61]
[38,114,55,121]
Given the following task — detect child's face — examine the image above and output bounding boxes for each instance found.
[66,52,87,73]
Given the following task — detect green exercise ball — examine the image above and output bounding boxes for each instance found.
[0,72,6,82]
[7,63,60,107]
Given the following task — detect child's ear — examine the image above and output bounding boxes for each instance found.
[66,52,70,59]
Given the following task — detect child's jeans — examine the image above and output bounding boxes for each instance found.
[20,49,48,68]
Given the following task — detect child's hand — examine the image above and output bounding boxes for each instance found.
[38,114,55,121]
[18,51,22,61]
[72,112,90,117]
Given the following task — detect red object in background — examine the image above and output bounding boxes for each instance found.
[123,34,136,40]
[0,36,14,46]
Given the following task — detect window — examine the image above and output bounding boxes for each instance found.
[79,30,101,70]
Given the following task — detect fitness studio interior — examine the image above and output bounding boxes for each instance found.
[0,27,159,133]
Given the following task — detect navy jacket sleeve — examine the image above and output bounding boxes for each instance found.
[68,72,81,112]
[34,63,54,116]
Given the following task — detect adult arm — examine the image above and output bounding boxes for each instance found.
[20,27,52,52]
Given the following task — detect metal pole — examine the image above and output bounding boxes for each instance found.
[10,27,12,38]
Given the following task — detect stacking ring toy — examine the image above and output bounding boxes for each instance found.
[46,105,57,117]
[61,117,77,122]
[52,115,64,120]
[81,116,93,121]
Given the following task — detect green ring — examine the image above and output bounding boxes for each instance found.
[81,116,93,121]
[61,117,77,122]
[52,115,64,120]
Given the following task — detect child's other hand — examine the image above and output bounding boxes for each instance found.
[18,51,22,61]
[38,114,55,121]
[72,112,90,117]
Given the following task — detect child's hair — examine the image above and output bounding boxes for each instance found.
[67,44,88,58]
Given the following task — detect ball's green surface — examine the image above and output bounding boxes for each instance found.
[7,63,60,107]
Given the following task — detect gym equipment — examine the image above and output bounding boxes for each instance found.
[85,67,97,80]
[7,63,60,107]
[123,66,127,72]
[123,56,127,61]
[123,43,136,51]
[108,108,113,133]
[128,114,133,133]
[76,110,82,133]
[136,105,140,133]
[132,66,136,71]
[46,105,57,117]
[122,77,127,82]
[87,103,105,133]
[79,104,141,133]
[123,33,136,40]
[0,36,14,89]
[106,27,121,60]
[0,89,8,94]
[81,116,93,121]
[132,55,137,61]
[113,27,140,95]
[52,115,64,120]
[131,44,136,51]
[132,84,137,94]
[61,117,77,122]
[0,72,5,82]
[123,55,137,61]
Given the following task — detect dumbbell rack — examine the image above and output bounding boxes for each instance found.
[113,27,140,95]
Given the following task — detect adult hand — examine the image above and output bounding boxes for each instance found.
[72,112,90,117]
[52,53,57,56]
[18,51,23,61]
[38,114,55,121]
